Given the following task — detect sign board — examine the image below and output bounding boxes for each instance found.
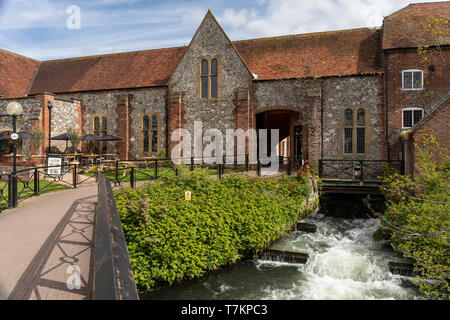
[11,133,18,140]
[47,157,62,175]
[185,191,191,201]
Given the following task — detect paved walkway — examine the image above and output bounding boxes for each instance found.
[0,184,98,300]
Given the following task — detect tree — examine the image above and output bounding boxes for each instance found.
[67,126,81,153]
[371,135,449,299]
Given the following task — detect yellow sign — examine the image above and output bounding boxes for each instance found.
[360,181,364,186]
[185,191,192,201]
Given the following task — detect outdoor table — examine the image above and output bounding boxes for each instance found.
[5,154,24,162]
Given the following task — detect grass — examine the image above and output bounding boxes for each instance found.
[0,179,71,209]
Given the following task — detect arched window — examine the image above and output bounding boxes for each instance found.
[92,115,108,153]
[356,108,365,154]
[200,58,219,99]
[201,59,209,99]
[211,58,218,99]
[344,109,353,154]
[142,113,159,154]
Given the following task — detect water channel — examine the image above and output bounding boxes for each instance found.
[142,195,424,300]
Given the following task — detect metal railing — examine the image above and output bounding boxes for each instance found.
[93,173,139,300]
[318,159,404,183]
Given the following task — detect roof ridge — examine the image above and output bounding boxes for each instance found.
[232,27,381,44]
[40,45,188,63]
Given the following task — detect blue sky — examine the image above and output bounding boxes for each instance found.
[0,0,444,60]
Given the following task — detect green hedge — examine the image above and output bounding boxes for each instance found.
[114,167,312,292]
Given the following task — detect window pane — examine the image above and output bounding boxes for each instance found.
[357,128,365,154]
[94,117,100,134]
[201,60,208,75]
[403,72,412,89]
[143,115,149,130]
[152,115,158,129]
[413,109,423,125]
[143,132,149,152]
[211,76,218,99]
[345,109,353,127]
[102,117,107,133]
[403,110,413,128]
[201,76,208,99]
[211,59,218,75]
[357,109,365,126]
[413,71,422,89]
[152,131,158,152]
[344,128,353,153]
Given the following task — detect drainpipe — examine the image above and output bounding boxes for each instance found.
[384,50,390,161]
[320,80,324,160]
[165,85,169,157]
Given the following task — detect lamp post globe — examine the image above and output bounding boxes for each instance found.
[6,101,23,116]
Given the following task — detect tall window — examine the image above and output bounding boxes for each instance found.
[402,108,424,128]
[343,108,366,155]
[93,115,107,153]
[200,58,219,99]
[344,109,353,154]
[402,70,423,90]
[142,113,159,154]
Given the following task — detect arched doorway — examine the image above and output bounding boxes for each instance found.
[255,107,304,165]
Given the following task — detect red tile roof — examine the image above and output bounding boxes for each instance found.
[0,49,40,98]
[28,46,187,94]
[234,27,382,80]
[383,2,450,50]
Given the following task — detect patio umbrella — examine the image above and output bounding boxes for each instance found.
[100,134,121,141]
[81,134,103,154]
[50,133,70,140]
[0,131,32,140]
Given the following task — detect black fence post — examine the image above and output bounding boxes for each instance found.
[7,174,12,208]
[257,160,261,177]
[73,164,77,188]
[190,157,194,171]
[245,154,249,171]
[115,160,119,183]
[400,160,405,175]
[360,160,364,182]
[155,160,158,179]
[130,167,135,189]
[34,168,39,196]
[318,160,323,178]
[287,157,292,175]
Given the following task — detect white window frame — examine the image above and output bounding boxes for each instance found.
[402,107,424,129]
[402,69,423,91]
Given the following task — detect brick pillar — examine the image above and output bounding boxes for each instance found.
[167,90,186,157]
[34,93,55,154]
[232,86,255,159]
[116,95,130,160]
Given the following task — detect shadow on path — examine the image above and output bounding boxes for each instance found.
[8,195,96,300]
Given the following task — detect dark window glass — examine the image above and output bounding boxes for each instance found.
[413,71,422,89]
[403,110,413,128]
[403,72,413,89]
[201,60,208,75]
[152,115,158,129]
[357,109,365,126]
[143,132,149,153]
[143,115,149,130]
[345,109,353,127]
[357,128,365,154]
[344,128,353,154]
[211,76,218,99]
[152,131,158,152]
[94,117,100,134]
[413,109,423,125]
[201,76,208,99]
[211,59,218,75]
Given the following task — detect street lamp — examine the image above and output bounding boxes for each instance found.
[6,101,23,208]
[48,101,53,155]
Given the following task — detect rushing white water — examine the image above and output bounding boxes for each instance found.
[143,212,423,300]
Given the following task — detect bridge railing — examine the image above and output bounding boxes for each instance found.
[318,159,404,183]
[93,173,139,300]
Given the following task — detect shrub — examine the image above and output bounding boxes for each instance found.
[114,170,312,291]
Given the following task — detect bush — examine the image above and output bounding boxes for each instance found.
[114,168,312,291]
